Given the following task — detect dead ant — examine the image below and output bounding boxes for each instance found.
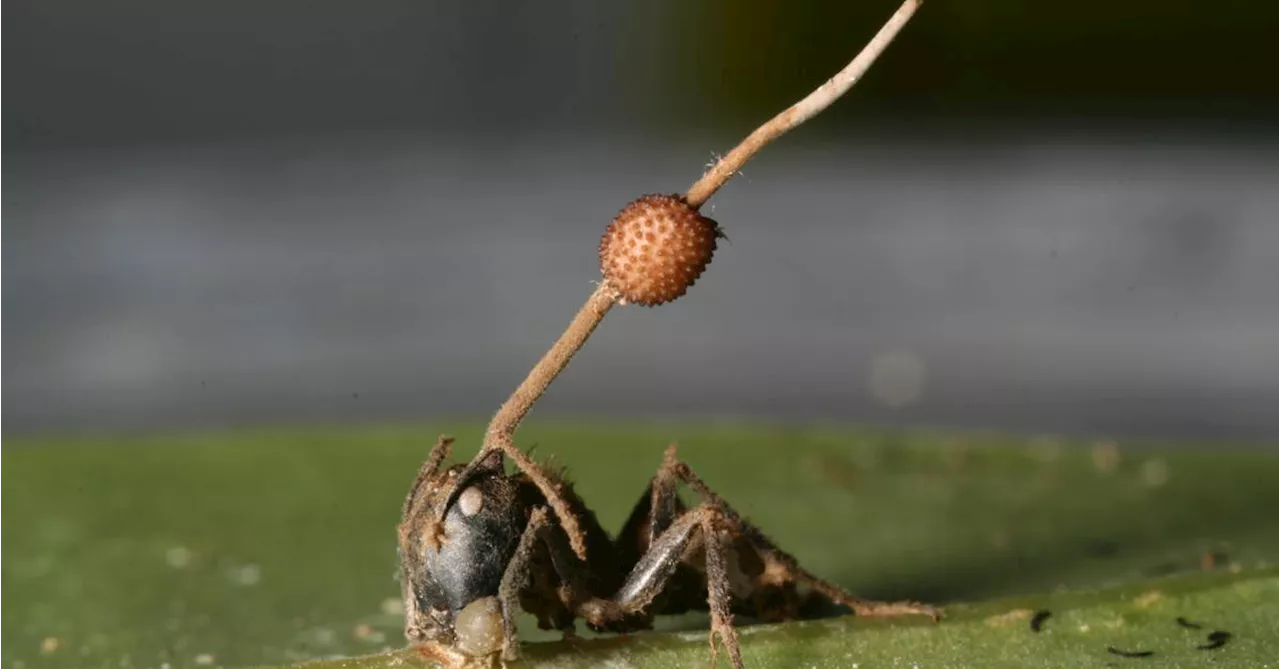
[397,436,941,668]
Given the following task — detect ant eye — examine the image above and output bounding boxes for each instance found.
[457,486,484,517]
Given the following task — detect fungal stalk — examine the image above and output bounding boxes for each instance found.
[433,0,925,559]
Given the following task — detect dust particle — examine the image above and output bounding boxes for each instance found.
[166,547,193,569]
[1139,459,1170,488]
[984,609,1034,627]
[311,628,337,645]
[868,349,926,408]
[227,564,261,586]
[1199,549,1232,571]
[1133,590,1163,608]
[1091,441,1120,473]
[39,637,59,654]
[194,654,215,665]
[353,624,385,644]
[381,597,405,616]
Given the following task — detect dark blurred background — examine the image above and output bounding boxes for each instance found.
[4,0,1276,439]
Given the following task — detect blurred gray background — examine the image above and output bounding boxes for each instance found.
[4,0,1276,439]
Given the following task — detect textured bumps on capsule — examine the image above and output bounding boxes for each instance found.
[599,194,722,306]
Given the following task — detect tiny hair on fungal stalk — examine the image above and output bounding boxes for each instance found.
[427,0,925,560]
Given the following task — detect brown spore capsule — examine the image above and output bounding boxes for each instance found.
[599,194,722,306]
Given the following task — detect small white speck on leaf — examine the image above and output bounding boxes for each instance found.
[1139,459,1170,488]
[227,564,261,586]
[381,597,404,616]
[165,547,193,569]
[1091,441,1121,473]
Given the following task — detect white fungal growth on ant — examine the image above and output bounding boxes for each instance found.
[452,597,504,659]
[457,487,484,517]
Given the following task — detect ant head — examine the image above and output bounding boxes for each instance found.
[398,449,530,647]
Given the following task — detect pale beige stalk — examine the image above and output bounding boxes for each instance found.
[441,0,924,560]
[685,0,923,207]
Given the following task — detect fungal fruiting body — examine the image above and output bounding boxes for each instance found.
[599,194,722,306]
[451,597,504,658]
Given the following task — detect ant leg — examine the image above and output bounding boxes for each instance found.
[494,506,553,662]
[576,504,745,668]
[488,438,590,560]
[658,444,942,621]
[698,509,745,669]
[647,444,684,541]
[398,436,459,649]
[398,435,454,545]
[511,460,745,665]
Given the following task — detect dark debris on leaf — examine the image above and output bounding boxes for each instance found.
[1029,610,1052,632]
[1106,646,1155,658]
[1174,616,1202,629]
[1196,631,1232,650]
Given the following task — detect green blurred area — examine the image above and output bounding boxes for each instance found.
[630,0,1274,125]
[3,422,1276,668]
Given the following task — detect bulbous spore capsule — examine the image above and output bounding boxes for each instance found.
[599,194,722,306]
[452,596,504,658]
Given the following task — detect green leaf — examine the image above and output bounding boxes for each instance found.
[3,422,1275,668]
[299,568,1278,668]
